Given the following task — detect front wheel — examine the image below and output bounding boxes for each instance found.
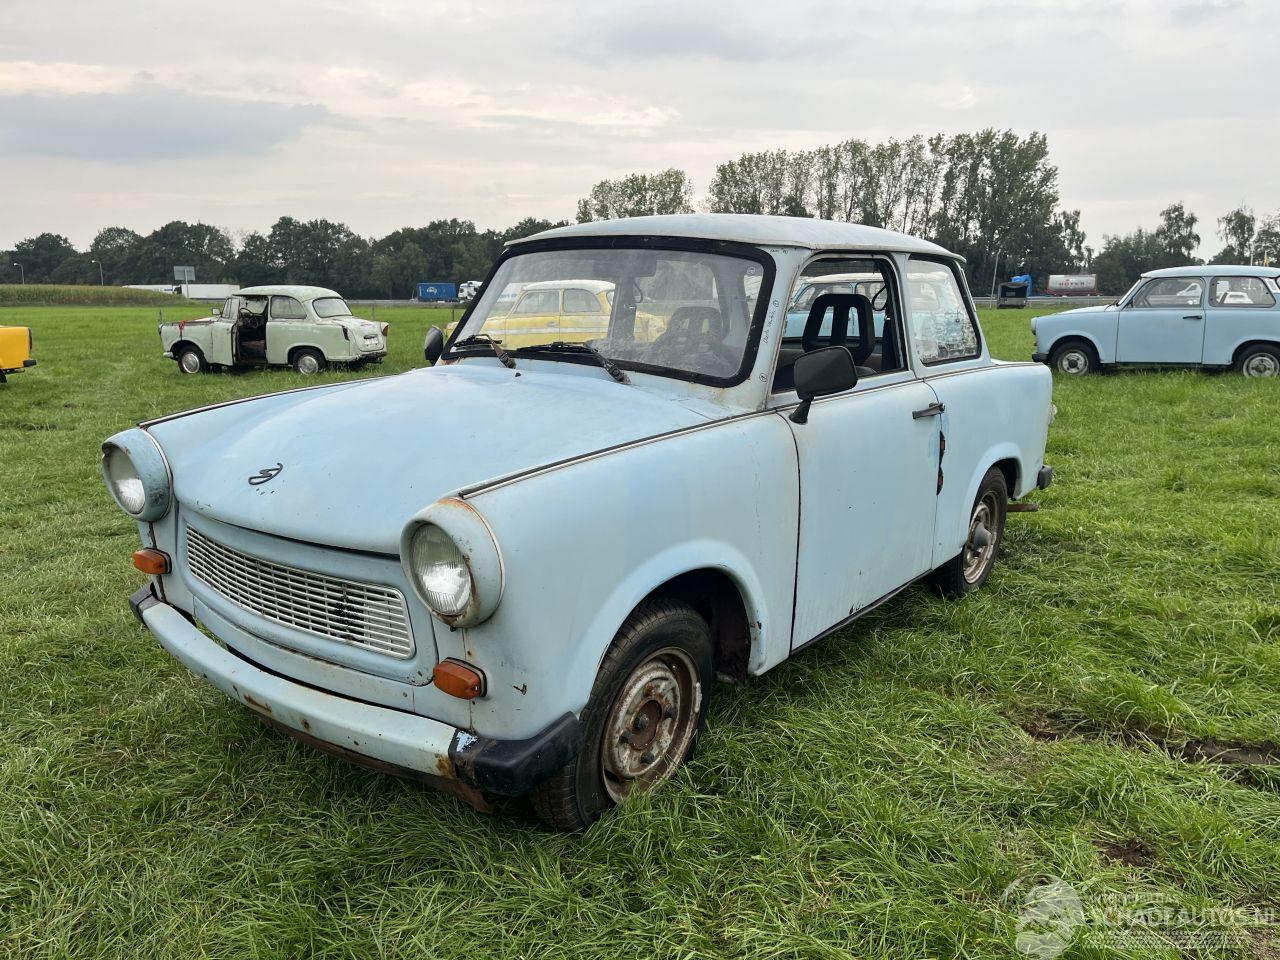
[1236,344,1280,378]
[928,466,1009,598]
[1049,340,1098,376]
[176,345,208,375]
[530,598,712,831]
[291,348,325,375]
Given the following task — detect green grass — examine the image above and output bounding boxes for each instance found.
[1,304,1278,959]
[0,284,198,306]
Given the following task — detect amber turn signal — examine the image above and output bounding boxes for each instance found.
[432,659,486,700]
[132,548,170,575]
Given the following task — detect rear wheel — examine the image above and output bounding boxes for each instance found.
[1049,340,1098,376]
[176,345,208,374]
[1236,344,1280,378]
[929,467,1008,598]
[291,348,325,375]
[530,598,712,831]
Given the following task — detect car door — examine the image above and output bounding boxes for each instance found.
[783,257,940,647]
[1116,276,1207,363]
[267,295,308,364]
[205,297,237,366]
[1203,275,1280,366]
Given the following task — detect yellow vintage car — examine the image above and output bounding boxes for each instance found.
[0,325,36,382]
[445,279,618,348]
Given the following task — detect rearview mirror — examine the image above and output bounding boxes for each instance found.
[790,345,858,424]
[424,326,445,365]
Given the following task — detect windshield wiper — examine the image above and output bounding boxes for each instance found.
[453,333,515,369]
[515,341,630,384]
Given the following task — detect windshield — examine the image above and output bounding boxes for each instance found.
[312,297,352,318]
[451,246,768,382]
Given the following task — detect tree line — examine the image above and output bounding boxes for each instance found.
[1,216,567,299]
[6,129,1276,297]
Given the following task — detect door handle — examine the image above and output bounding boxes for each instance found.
[1183,315,1203,321]
[913,401,945,419]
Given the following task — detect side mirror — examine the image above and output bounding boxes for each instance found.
[790,345,857,424]
[210,307,219,317]
[423,326,445,365]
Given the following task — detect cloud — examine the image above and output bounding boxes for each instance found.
[0,85,330,161]
[1168,0,1244,22]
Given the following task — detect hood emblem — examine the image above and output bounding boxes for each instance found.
[248,462,284,486]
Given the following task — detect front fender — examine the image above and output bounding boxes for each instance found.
[1038,318,1115,363]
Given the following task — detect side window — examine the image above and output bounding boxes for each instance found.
[905,258,980,364]
[772,257,906,392]
[1132,277,1203,308]
[1211,277,1276,308]
[513,290,560,314]
[218,297,233,318]
[563,288,602,314]
[270,296,306,320]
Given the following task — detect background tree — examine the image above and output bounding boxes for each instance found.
[1212,205,1256,263]
[1091,203,1202,294]
[577,169,694,222]
[5,233,79,283]
[88,227,143,284]
[1154,202,1200,263]
[132,221,235,284]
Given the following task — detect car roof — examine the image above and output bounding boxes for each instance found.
[514,214,958,259]
[797,272,883,284]
[237,285,343,300]
[1142,264,1280,279]
[520,279,615,293]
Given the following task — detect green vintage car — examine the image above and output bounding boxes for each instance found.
[160,285,388,375]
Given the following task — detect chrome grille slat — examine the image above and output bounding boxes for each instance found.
[185,526,415,659]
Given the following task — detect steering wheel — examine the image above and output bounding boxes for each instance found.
[657,307,735,371]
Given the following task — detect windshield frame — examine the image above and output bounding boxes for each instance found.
[442,235,776,388]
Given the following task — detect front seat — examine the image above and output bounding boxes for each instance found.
[801,292,877,379]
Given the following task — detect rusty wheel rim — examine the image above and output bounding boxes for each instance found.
[962,493,999,583]
[1243,353,1278,378]
[1056,349,1088,375]
[601,646,700,804]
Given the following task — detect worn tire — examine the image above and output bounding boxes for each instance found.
[176,345,208,374]
[291,348,326,375]
[1048,339,1098,376]
[1235,343,1280,378]
[530,598,713,832]
[928,466,1008,598]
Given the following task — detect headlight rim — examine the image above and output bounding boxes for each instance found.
[401,499,504,628]
[100,429,173,522]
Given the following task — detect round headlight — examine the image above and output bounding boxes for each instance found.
[103,445,147,515]
[100,429,172,521]
[411,523,473,618]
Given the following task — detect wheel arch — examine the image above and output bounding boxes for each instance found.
[287,343,328,365]
[1047,333,1104,362]
[1231,338,1280,365]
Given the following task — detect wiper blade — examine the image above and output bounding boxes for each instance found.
[453,333,515,369]
[515,340,629,384]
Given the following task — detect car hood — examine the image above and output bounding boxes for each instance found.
[1044,304,1115,318]
[146,363,707,554]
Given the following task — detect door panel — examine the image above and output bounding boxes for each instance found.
[1117,277,1207,363]
[788,379,940,647]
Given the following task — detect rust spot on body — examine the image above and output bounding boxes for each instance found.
[241,692,272,715]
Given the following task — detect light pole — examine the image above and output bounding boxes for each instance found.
[11,262,23,285]
[91,259,104,285]
[989,248,1004,298]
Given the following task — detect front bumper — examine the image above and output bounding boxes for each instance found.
[1037,465,1053,490]
[1032,352,1049,363]
[129,584,581,800]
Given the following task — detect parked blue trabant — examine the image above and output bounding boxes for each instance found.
[1031,265,1280,377]
[102,215,1054,830]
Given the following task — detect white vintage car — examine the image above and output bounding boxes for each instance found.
[106,215,1055,830]
[159,285,388,375]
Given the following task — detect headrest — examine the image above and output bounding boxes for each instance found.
[802,292,875,363]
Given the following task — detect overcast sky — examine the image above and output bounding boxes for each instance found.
[1,0,1274,258]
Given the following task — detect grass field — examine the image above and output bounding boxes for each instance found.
[2,302,1278,959]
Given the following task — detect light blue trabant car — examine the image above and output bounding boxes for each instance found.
[1031,264,1280,377]
[101,215,1055,830]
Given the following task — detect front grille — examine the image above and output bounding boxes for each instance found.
[185,526,415,659]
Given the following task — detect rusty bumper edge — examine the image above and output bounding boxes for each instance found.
[130,585,582,800]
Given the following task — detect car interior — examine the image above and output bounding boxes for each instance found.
[773,259,906,392]
[234,296,269,362]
